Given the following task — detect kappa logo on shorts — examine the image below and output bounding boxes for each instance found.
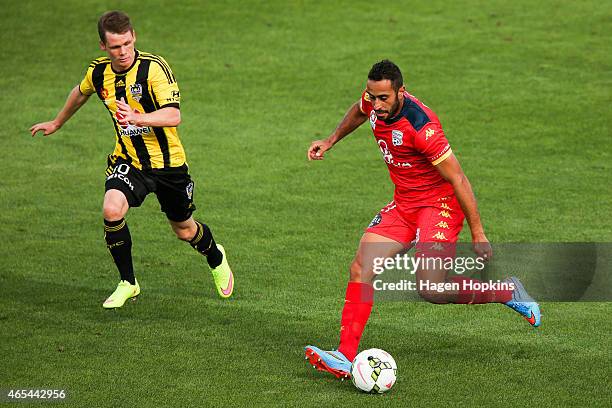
[439,210,452,219]
[369,213,382,228]
[432,232,448,241]
[436,221,449,229]
[430,242,445,251]
[392,130,404,146]
[186,182,194,200]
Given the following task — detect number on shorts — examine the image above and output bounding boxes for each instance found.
[114,163,130,175]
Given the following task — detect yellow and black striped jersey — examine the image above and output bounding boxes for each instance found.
[79,50,185,170]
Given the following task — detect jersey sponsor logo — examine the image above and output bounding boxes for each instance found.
[129,83,143,102]
[117,125,152,137]
[369,110,377,129]
[425,128,435,141]
[378,140,412,168]
[392,130,404,146]
[378,140,393,164]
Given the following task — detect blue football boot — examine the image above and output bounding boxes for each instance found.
[304,345,351,379]
[504,277,541,327]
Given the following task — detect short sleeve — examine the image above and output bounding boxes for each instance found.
[413,122,452,165]
[79,65,95,96]
[360,90,373,114]
[149,57,180,109]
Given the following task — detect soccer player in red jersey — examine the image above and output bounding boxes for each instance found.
[304,60,540,379]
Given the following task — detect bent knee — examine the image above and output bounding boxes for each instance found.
[103,204,125,221]
[172,223,197,242]
[175,228,195,241]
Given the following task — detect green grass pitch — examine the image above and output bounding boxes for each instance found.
[1,0,610,406]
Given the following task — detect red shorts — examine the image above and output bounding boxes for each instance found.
[365,195,465,254]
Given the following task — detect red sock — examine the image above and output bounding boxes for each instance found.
[449,276,512,304]
[338,282,374,361]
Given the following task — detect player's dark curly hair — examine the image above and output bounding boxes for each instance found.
[98,10,133,43]
[368,60,403,91]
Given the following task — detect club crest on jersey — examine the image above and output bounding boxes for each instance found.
[392,130,404,146]
[129,84,143,102]
[369,110,377,129]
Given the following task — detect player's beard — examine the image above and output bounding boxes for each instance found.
[376,92,402,119]
[388,92,402,117]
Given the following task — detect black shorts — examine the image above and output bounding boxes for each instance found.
[105,155,196,222]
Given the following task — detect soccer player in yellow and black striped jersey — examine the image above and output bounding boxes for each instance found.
[30,10,234,307]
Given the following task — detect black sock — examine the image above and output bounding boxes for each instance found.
[189,221,223,268]
[104,218,135,285]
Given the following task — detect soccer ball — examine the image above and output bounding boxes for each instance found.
[350,348,397,393]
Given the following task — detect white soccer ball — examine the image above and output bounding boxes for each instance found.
[350,348,397,393]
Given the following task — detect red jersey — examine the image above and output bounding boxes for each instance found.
[360,91,454,210]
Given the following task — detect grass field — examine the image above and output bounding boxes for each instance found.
[1,0,611,406]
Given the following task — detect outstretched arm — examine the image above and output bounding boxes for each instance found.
[30,85,90,136]
[307,101,368,160]
[435,153,493,259]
